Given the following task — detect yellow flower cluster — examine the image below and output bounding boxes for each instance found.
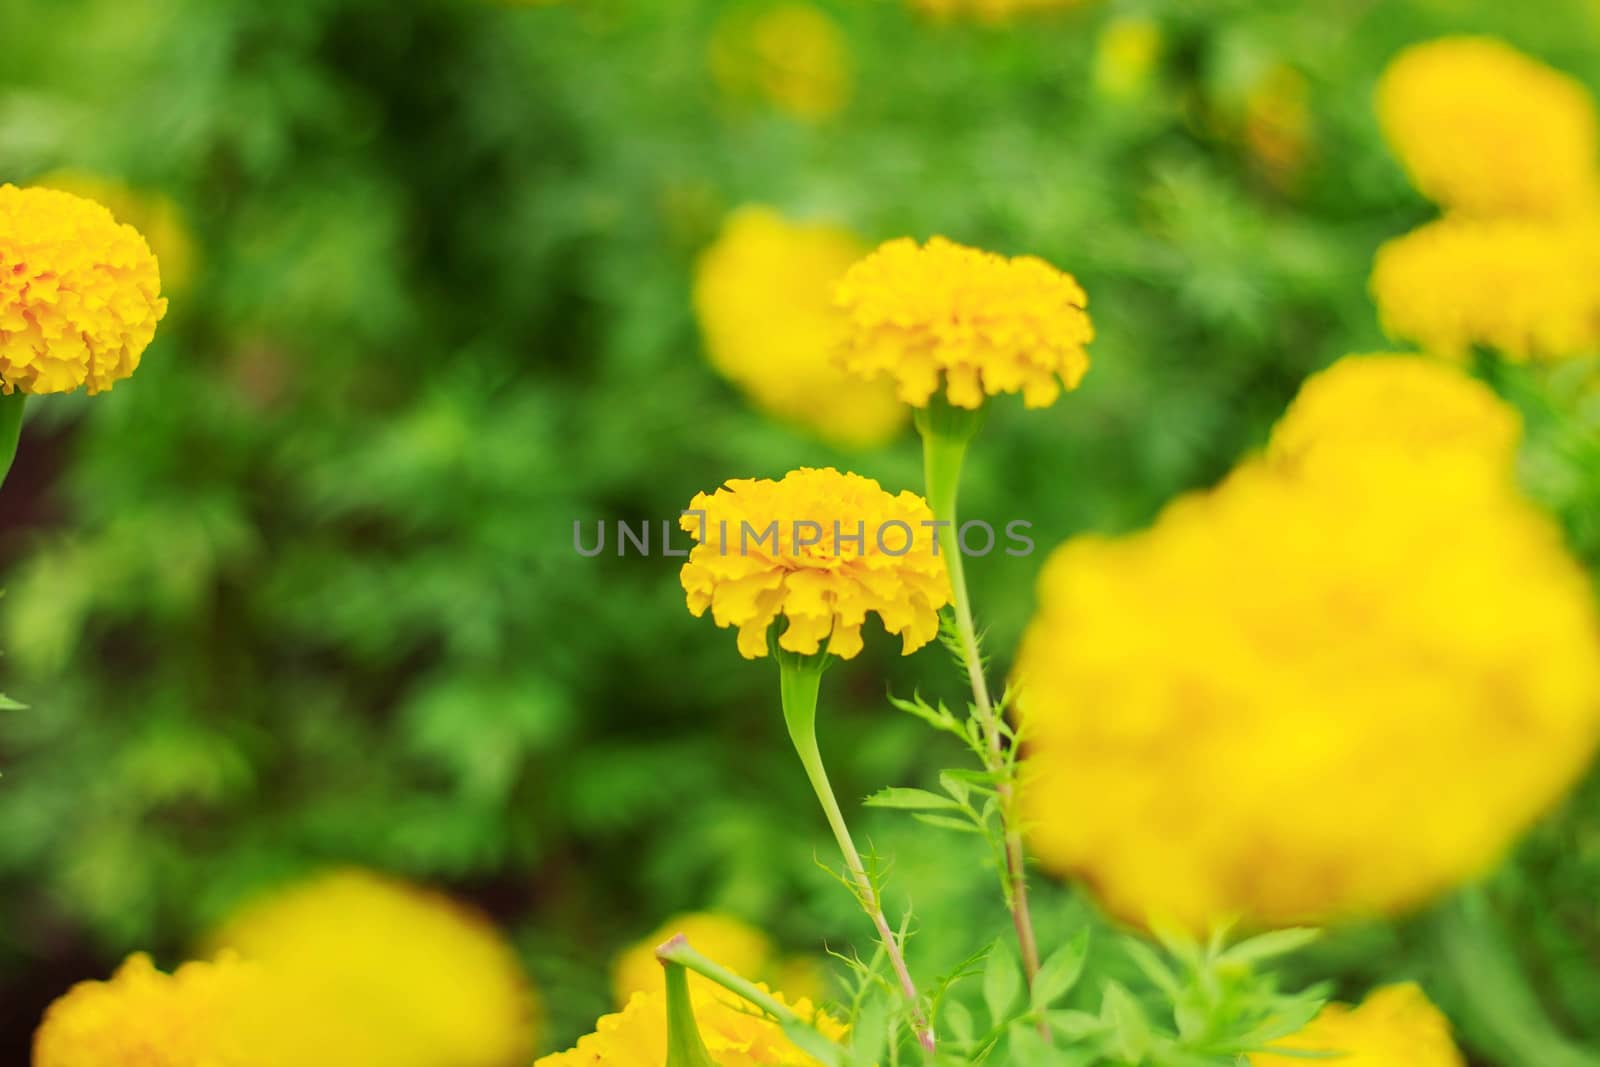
[1016,355,1600,932]
[34,953,258,1067]
[35,170,195,293]
[1377,37,1598,219]
[834,237,1093,410]
[909,0,1087,22]
[1373,38,1600,361]
[537,984,843,1067]
[709,4,852,122]
[0,184,168,395]
[694,207,904,448]
[611,912,822,1006]
[1251,983,1466,1067]
[33,869,538,1067]
[680,467,951,660]
[1372,216,1600,362]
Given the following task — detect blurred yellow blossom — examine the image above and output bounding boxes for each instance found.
[1016,355,1600,932]
[537,983,844,1067]
[834,236,1093,409]
[694,207,904,447]
[710,4,852,122]
[909,0,1087,22]
[680,467,951,660]
[205,868,537,1067]
[1372,216,1600,362]
[1251,983,1466,1066]
[612,912,812,1005]
[36,170,195,293]
[1094,17,1163,100]
[0,184,168,395]
[34,953,257,1067]
[1377,37,1599,218]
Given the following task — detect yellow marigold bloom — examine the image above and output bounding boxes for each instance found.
[537,985,844,1067]
[1372,216,1600,361]
[1016,359,1600,932]
[34,953,257,1067]
[613,913,775,1005]
[35,171,195,293]
[709,4,852,122]
[680,467,951,660]
[1251,983,1466,1067]
[205,869,536,1067]
[1269,354,1521,477]
[909,0,1086,22]
[0,184,168,395]
[1377,37,1599,218]
[694,207,904,448]
[834,237,1093,409]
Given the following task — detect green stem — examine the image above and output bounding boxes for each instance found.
[917,405,1044,998]
[777,653,936,1055]
[0,392,25,494]
[1429,888,1600,1067]
[661,951,719,1067]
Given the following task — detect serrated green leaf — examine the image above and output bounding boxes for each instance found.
[864,786,961,812]
[1217,928,1321,968]
[1032,928,1089,1010]
[984,940,1023,1025]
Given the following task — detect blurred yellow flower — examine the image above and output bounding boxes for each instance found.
[205,868,537,1067]
[1094,16,1163,100]
[0,184,168,395]
[909,0,1087,22]
[694,207,904,448]
[1251,983,1466,1066]
[537,984,843,1067]
[710,4,852,122]
[680,467,951,660]
[612,913,773,1004]
[1269,353,1522,477]
[834,236,1093,409]
[34,953,257,1067]
[1245,64,1311,189]
[1016,356,1600,932]
[1377,37,1599,218]
[35,170,195,293]
[1372,216,1600,362]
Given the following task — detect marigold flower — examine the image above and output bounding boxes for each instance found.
[1371,216,1600,361]
[0,184,168,395]
[537,984,844,1067]
[834,237,1092,410]
[1377,37,1599,218]
[35,171,195,293]
[33,953,258,1067]
[694,208,904,448]
[1016,357,1600,932]
[710,4,852,122]
[680,467,951,660]
[1250,983,1466,1066]
[909,0,1087,22]
[205,869,536,1067]
[613,913,812,1006]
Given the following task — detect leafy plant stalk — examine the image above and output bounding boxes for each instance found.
[917,404,1044,995]
[661,950,720,1067]
[778,653,936,1055]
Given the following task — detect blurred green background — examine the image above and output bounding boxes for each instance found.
[2,0,1599,1062]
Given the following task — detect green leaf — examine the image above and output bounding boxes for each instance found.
[984,940,1023,1025]
[1032,928,1090,1010]
[0,693,25,711]
[1045,1009,1107,1042]
[944,999,975,1046]
[911,813,980,834]
[1123,938,1182,999]
[1100,981,1151,1063]
[863,786,961,812]
[1217,928,1321,968]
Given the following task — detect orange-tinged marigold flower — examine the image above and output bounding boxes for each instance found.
[205,869,537,1067]
[612,913,808,1006]
[1015,356,1600,932]
[1371,215,1600,362]
[536,984,844,1067]
[680,467,951,659]
[0,184,167,395]
[1250,983,1466,1067]
[1377,37,1600,218]
[33,952,258,1067]
[694,207,904,447]
[834,237,1093,410]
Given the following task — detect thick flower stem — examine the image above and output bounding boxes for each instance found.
[778,655,936,1055]
[1428,888,1600,1067]
[0,393,25,494]
[918,403,1044,997]
[660,950,719,1067]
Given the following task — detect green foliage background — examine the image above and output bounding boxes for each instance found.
[1,0,1598,1062]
